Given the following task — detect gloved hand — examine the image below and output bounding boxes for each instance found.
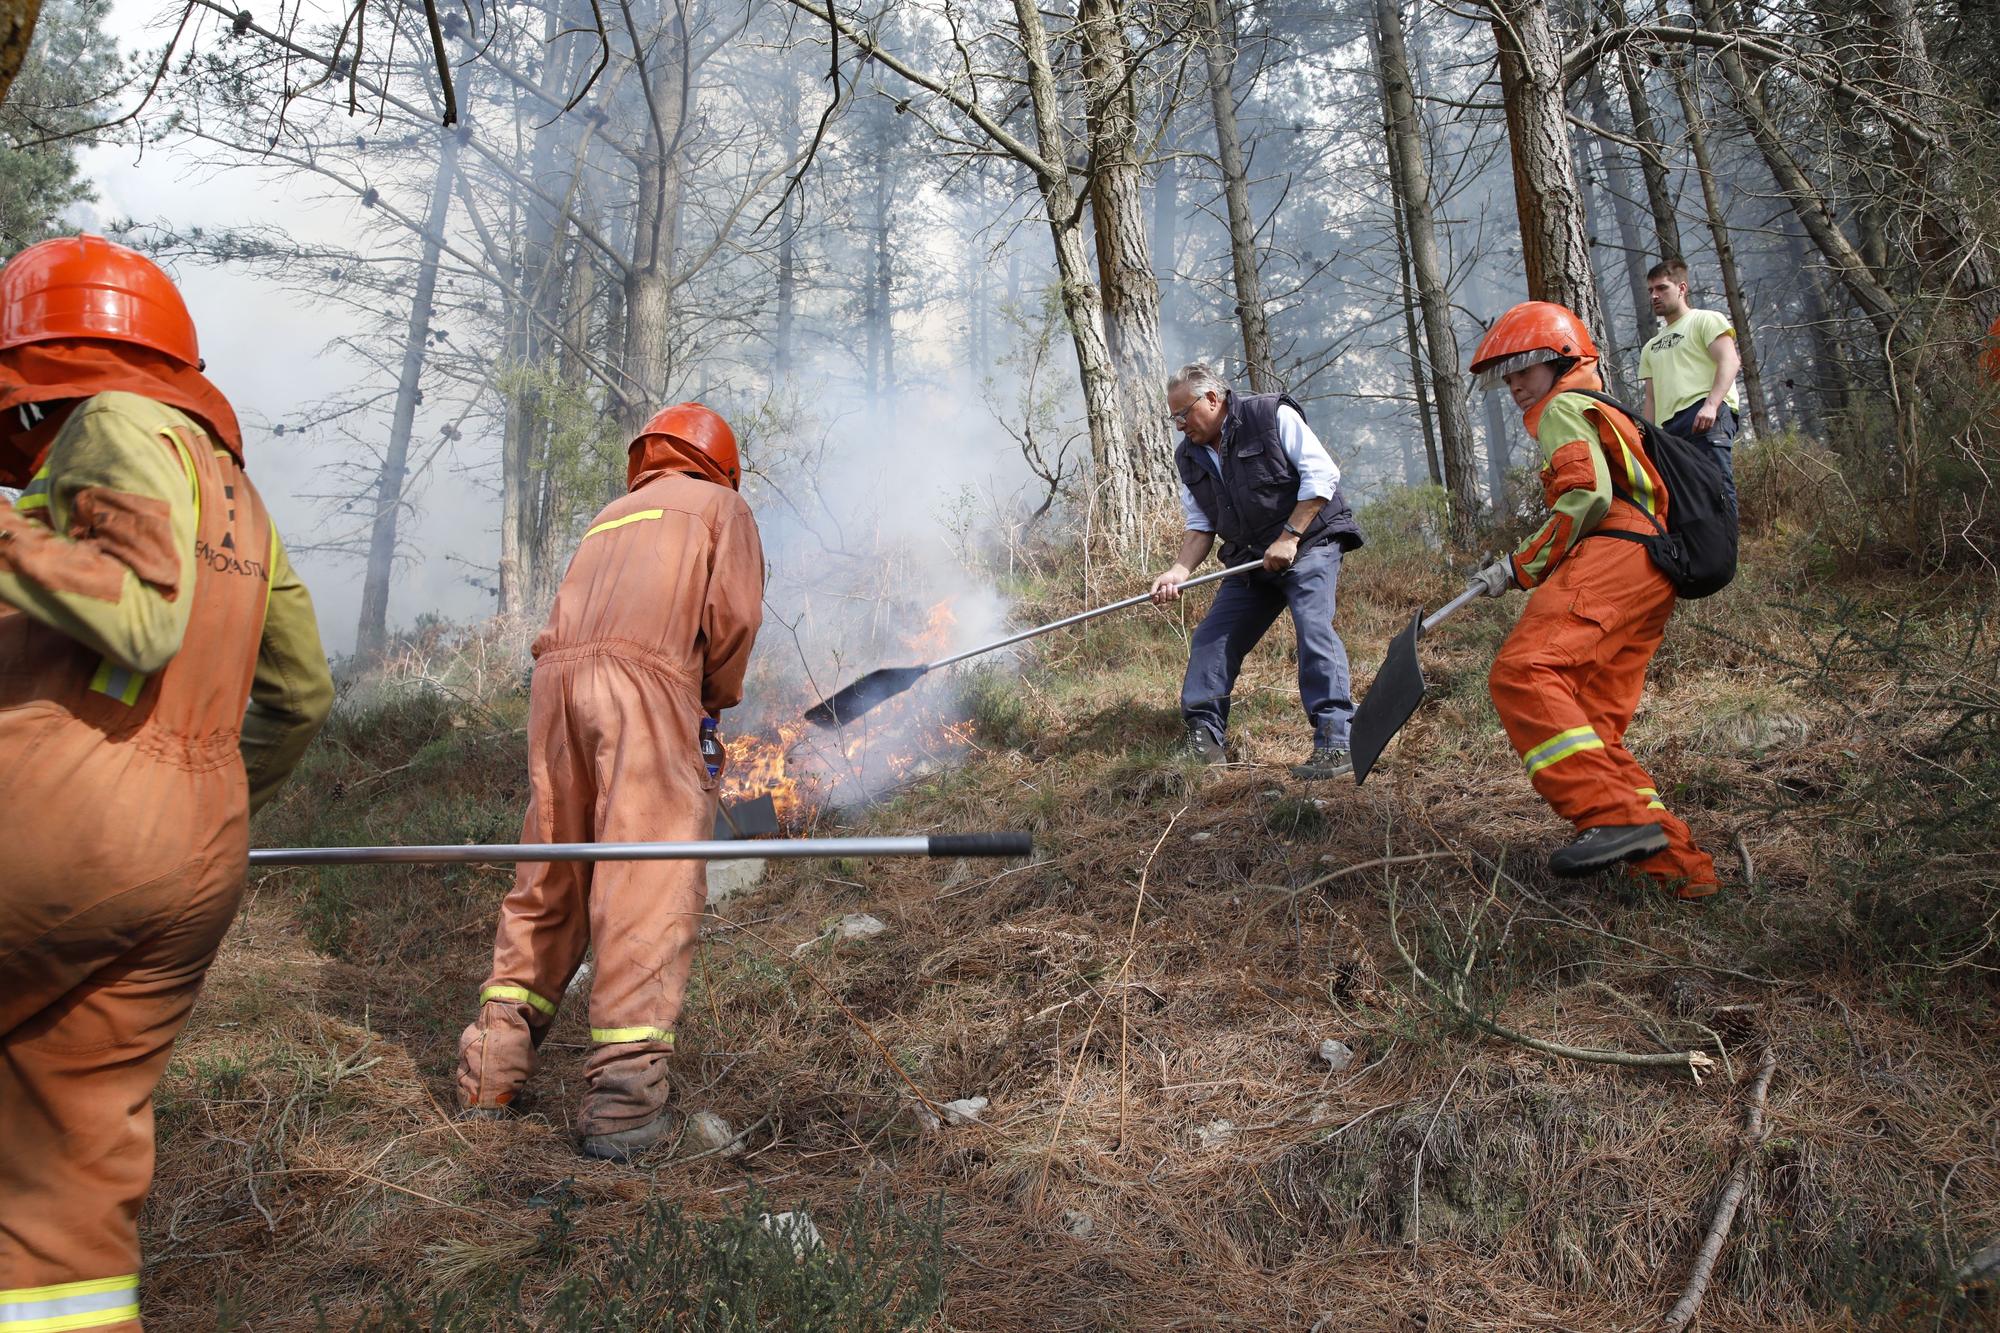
[1469,558,1515,599]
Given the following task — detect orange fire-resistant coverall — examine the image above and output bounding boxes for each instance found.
[0,369,333,1330]
[1488,363,1718,897]
[456,443,763,1135]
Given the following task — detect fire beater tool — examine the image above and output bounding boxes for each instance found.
[1349,578,1488,785]
[249,831,1032,866]
[804,559,1266,727]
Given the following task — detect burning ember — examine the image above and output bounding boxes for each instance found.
[721,597,979,822]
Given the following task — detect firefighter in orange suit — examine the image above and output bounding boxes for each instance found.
[1465,302,1717,897]
[0,236,334,1330]
[455,403,764,1161]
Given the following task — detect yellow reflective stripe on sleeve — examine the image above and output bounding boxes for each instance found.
[87,658,146,707]
[1636,786,1667,811]
[582,508,664,541]
[0,1274,141,1332]
[1522,725,1604,777]
[480,984,557,1017]
[590,1026,674,1046]
[14,464,51,513]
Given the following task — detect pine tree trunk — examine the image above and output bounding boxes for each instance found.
[1668,58,1771,436]
[1601,0,1682,259]
[618,9,689,442]
[1077,0,1173,551]
[0,0,41,109]
[356,126,460,663]
[1386,129,1440,488]
[1201,0,1276,392]
[1583,70,1654,357]
[775,76,799,382]
[1491,0,1607,347]
[1012,0,1144,553]
[1152,122,1179,363]
[1378,0,1478,541]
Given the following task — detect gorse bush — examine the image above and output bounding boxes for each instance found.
[349,1189,946,1332]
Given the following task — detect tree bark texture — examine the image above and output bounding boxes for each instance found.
[1669,59,1771,436]
[618,5,690,440]
[1582,69,1653,357]
[1384,108,1440,488]
[1483,374,1513,514]
[1011,0,1144,554]
[1491,0,1608,350]
[1378,0,1478,538]
[1152,121,1179,362]
[498,0,590,616]
[1600,0,1682,259]
[0,0,40,109]
[1079,0,1173,546]
[1201,0,1276,393]
[356,125,461,662]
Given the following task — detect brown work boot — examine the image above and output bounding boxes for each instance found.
[455,999,541,1112]
[579,1106,687,1162]
[575,1038,677,1161]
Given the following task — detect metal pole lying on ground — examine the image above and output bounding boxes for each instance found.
[250,832,1034,867]
[805,559,1266,727]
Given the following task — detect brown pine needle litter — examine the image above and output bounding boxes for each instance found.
[143,528,2000,1331]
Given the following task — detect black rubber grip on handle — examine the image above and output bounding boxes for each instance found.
[928,832,1033,858]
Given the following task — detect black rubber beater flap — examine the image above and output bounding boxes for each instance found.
[1350,610,1430,785]
[803,665,932,728]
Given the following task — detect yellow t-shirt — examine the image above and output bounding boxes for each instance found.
[1638,307,1738,419]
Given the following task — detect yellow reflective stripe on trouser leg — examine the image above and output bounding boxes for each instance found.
[1636,786,1667,811]
[0,1274,141,1332]
[582,508,664,541]
[87,660,146,706]
[480,984,557,1017]
[591,1027,674,1045]
[1522,725,1604,777]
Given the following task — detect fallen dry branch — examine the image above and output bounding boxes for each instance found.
[1388,886,1719,1079]
[1662,1046,1780,1331]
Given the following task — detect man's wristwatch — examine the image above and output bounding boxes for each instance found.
[1281,522,1306,538]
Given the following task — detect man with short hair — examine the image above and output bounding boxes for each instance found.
[1639,259,1742,512]
[1149,362,1364,779]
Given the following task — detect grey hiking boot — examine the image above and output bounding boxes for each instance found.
[578,1107,686,1163]
[1291,744,1353,781]
[1176,725,1226,765]
[1547,824,1669,878]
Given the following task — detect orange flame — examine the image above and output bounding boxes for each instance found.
[719,597,973,822]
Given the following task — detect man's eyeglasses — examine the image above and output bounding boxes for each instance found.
[1169,404,1195,427]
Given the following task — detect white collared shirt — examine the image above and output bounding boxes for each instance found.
[1178,404,1340,533]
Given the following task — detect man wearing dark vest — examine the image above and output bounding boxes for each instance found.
[1150,362,1365,778]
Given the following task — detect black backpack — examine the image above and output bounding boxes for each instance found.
[1567,389,1738,599]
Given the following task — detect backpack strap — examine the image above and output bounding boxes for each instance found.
[1558,388,1669,541]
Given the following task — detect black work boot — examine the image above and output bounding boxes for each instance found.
[1291,743,1353,780]
[579,1107,686,1163]
[1176,724,1226,765]
[1547,824,1669,878]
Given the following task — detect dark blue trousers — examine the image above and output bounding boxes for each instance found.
[1180,542,1354,749]
[1663,401,1739,515]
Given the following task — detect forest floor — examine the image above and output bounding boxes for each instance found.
[142,445,1999,1331]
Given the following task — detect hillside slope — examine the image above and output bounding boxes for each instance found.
[143,465,1998,1331]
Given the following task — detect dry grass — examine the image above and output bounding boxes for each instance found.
[140,511,2000,1331]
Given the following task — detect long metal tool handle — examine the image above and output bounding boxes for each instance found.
[1420,581,1487,633]
[250,832,1033,867]
[923,559,1266,672]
